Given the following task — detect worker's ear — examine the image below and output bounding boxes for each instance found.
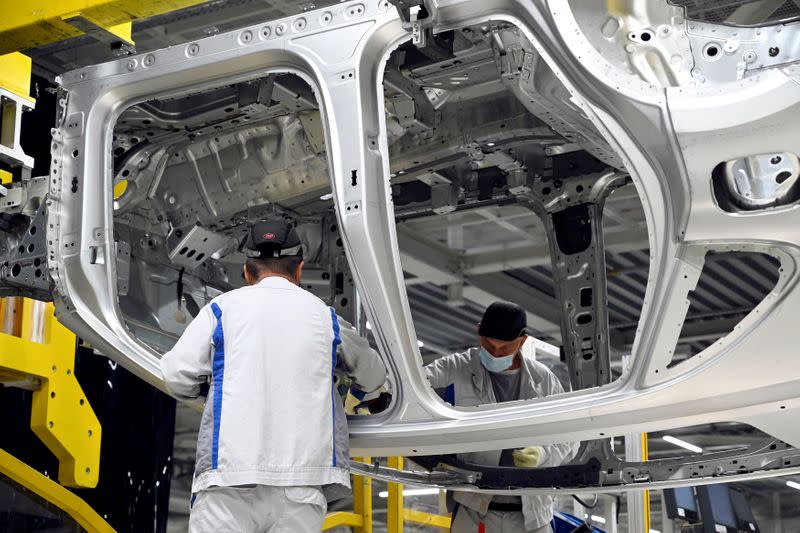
[242,264,253,285]
[294,260,305,285]
[518,334,528,351]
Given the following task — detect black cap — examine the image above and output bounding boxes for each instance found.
[478,301,527,341]
[244,219,303,259]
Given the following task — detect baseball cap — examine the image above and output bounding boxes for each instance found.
[478,301,527,341]
[244,219,303,258]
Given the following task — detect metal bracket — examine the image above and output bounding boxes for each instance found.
[387,0,437,47]
[167,225,235,271]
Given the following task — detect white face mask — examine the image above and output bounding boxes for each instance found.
[479,346,516,373]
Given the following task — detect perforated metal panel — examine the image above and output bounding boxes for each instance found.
[669,0,800,26]
[167,225,235,270]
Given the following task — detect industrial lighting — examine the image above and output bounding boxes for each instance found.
[418,340,425,348]
[650,530,661,533]
[379,488,440,498]
[786,480,800,490]
[663,435,703,453]
[590,515,606,524]
[365,321,372,330]
[319,193,333,201]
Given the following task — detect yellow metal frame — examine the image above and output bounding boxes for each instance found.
[0,0,211,55]
[323,456,451,531]
[642,433,651,533]
[353,456,373,533]
[0,51,33,101]
[0,298,101,488]
[404,508,451,530]
[323,457,372,532]
[387,456,451,532]
[387,456,405,533]
[0,448,115,533]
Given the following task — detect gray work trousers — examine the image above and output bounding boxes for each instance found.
[451,505,553,533]
[188,485,327,533]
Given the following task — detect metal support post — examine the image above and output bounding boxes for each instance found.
[625,430,651,532]
[353,456,373,533]
[387,456,404,533]
[623,353,650,533]
[322,457,371,531]
[772,492,782,533]
[606,494,619,533]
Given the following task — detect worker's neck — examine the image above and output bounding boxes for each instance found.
[255,272,298,285]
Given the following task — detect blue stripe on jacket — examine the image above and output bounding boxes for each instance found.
[329,308,342,467]
[210,303,225,469]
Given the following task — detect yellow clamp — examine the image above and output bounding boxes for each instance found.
[0,298,101,488]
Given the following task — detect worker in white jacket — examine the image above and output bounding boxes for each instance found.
[425,301,578,533]
[160,219,386,533]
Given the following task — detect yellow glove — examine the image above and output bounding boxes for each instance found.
[344,390,363,415]
[512,446,545,468]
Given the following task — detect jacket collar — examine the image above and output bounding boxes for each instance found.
[256,276,297,287]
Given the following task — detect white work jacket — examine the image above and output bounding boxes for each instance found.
[160,276,386,494]
[425,347,579,530]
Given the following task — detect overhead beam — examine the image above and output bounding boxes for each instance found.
[463,228,649,275]
[0,0,209,55]
[463,273,561,337]
[396,225,562,340]
[396,225,462,286]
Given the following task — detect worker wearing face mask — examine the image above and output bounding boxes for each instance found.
[424,301,578,533]
[160,218,386,533]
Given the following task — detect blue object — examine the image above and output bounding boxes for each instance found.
[210,302,225,470]
[552,511,605,533]
[443,384,455,405]
[705,484,738,528]
[350,387,367,401]
[675,487,698,512]
[478,346,515,372]
[329,308,342,466]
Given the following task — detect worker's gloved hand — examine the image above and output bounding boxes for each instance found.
[345,385,392,415]
[344,389,365,415]
[512,446,546,468]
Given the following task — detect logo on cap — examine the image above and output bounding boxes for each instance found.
[263,233,275,240]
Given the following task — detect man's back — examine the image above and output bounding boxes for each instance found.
[161,276,350,494]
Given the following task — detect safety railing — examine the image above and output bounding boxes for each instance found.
[323,456,451,532]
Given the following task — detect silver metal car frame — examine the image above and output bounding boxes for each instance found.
[49,0,800,490]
